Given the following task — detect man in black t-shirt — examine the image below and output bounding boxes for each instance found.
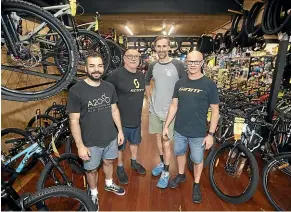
[67,53,126,207]
[163,51,220,203]
[107,49,146,185]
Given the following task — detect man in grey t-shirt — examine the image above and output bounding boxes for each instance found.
[145,36,186,188]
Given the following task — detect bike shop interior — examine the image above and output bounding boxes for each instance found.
[1,0,291,211]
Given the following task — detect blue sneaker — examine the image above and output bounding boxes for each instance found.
[151,162,164,176]
[156,171,170,188]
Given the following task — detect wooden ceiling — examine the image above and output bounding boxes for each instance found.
[76,13,230,36]
[75,0,258,37]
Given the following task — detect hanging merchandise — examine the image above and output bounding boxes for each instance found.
[245,1,265,38]
[262,0,291,35]
[197,35,214,54]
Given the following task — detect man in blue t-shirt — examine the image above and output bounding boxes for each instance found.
[163,51,220,204]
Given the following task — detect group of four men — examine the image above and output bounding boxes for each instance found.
[67,36,220,206]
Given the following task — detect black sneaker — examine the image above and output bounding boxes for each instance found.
[131,162,146,174]
[117,166,128,184]
[105,183,126,195]
[90,194,99,211]
[169,174,186,188]
[192,183,202,203]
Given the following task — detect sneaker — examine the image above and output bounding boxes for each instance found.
[105,183,126,195]
[91,194,98,204]
[192,183,202,203]
[156,171,170,188]
[117,166,129,185]
[131,162,146,174]
[152,162,164,176]
[169,174,186,188]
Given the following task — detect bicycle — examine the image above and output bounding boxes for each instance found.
[1,0,79,101]
[1,181,97,211]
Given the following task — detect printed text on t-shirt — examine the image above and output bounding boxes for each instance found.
[87,93,111,112]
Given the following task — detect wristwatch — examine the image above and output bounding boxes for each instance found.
[208,132,215,137]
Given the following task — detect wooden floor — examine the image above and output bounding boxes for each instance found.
[12,99,278,211]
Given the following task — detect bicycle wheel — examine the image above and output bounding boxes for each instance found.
[106,39,124,70]
[262,153,291,211]
[36,153,87,191]
[55,29,111,78]
[209,142,259,204]
[23,185,97,211]
[1,0,78,101]
[1,128,38,175]
[27,114,58,128]
[44,104,66,119]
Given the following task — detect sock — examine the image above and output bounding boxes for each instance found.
[160,155,164,163]
[164,165,169,172]
[118,163,123,168]
[105,179,113,186]
[90,188,98,196]
[178,173,185,178]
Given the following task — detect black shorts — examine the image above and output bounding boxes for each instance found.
[118,126,141,151]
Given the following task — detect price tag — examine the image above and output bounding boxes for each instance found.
[207,108,211,122]
[94,19,99,31]
[233,117,245,140]
[69,0,77,17]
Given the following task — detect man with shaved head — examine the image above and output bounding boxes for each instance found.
[107,49,146,185]
[163,51,220,203]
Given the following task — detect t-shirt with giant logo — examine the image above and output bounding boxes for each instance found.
[145,59,187,121]
[66,80,118,148]
[173,76,220,138]
[107,67,145,128]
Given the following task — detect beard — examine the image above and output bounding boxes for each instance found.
[87,71,102,81]
[158,51,167,59]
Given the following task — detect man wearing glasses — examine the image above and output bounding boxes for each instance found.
[107,49,146,185]
[145,36,187,188]
[162,51,220,203]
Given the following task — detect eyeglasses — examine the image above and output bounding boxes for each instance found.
[186,60,204,65]
[124,55,140,60]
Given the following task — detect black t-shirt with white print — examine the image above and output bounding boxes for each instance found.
[67,80,118,148]
[173,76,220,138]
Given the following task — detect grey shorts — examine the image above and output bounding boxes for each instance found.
[149,112,175,139]
[83,138,118,171]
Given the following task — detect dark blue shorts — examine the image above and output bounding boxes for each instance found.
[118,126,142,151]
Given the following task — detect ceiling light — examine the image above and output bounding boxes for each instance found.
[168,25,174,35]
[162,23,166,29]
[163,30,166,35]
[125,25,133,35]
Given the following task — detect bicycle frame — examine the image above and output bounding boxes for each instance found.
[3,142,42,185]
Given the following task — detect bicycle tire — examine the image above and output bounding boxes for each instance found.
[209,142,259,204]
[45,104,66,115]
[23,185,97,211]
[1,0,78,101]
[1,128,38,175]
[106,39,124,70]
[27,114,58,128]
[36,153,85,191]
[76,29,111,73]
[262,153,291,211]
